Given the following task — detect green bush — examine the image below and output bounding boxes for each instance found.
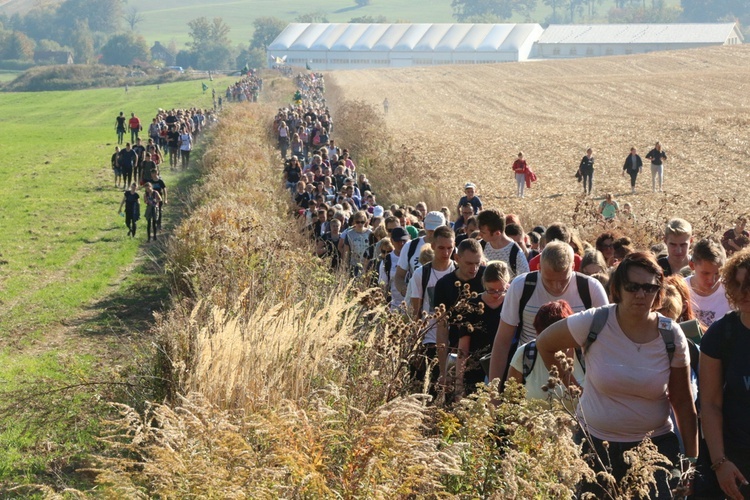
[0,59,35,71]
[3,64,204,91]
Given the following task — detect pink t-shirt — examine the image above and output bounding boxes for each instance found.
[567,305,688,442]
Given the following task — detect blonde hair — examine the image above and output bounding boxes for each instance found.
[664,218,692,240]
[418,244,434,266]
[658,284,683,320]
[540,241,574,272]
[379,237,394,254]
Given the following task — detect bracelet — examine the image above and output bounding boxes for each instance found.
[685,457,698,464]
[711,456,728,471]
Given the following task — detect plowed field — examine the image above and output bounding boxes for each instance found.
[330,45,750,242]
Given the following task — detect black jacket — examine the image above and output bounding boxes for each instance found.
[622,154,643,172]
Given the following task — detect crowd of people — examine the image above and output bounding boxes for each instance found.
[224,70,263,103]
[277,71,750,499]
[112,106,217,241]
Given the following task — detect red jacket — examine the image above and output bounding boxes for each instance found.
[524,168,537,188]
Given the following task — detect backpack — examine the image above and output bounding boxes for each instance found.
[521,341,584,384]
[417,262,433,314]
[583,305,676,364]
[497,271,591,383]
[522,305,678,384]
[480,240,521,275]
[516,271,592,336]
[404,237,424,281]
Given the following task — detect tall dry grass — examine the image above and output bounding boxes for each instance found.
[327,81,454,211]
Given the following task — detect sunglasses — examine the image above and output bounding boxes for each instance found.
[354,220,365,225]
[623,282,660,294]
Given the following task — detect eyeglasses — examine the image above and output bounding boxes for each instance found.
[622,281,661,294]
[600,243,613,249]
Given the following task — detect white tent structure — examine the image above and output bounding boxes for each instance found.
[536,23,743,59]
[268,23,544,70]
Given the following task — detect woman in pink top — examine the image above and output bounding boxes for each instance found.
[537,252,697,499]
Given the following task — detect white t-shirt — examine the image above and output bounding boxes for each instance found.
[567,305,689,442]
[500,272,609,344]
[397,237,426,277]
[410,262,456,344]
[379,251,405,310]
[685,276,731,328]
[483,240,529,278]
[510,341,585,410]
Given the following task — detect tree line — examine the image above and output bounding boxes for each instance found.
[451,0,748,26]
[0,0,746,71]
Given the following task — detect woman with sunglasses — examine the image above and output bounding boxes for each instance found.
[454,261,511,399]
[537,252,697,499]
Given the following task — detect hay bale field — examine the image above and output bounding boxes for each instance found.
[329,45,750,242]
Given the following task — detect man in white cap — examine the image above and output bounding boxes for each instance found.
[395,211,446,297]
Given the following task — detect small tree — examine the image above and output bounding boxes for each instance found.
[250,16,286,50]
[100,32,149,66]
[123,6,144,31]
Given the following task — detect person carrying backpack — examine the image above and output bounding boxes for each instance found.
[506,300,581,409]
[378,227,411,310]
[536,252,697,500]
[487,241,608,386]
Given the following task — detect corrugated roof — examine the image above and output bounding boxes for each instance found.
[538,23,740,44]
[269,22,543,52]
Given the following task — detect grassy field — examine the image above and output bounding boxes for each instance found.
[0,75,235,491]
[0,71,21,82]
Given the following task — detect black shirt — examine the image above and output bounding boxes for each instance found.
[124,191,139,214]
[167,130,180,148]
[579,155,595,173]
[657,256,673,277]
[149,177,166,197]
[433,267,486,346]
[118,149,137,169]
[701,312,750,454]
[459,295,504,390]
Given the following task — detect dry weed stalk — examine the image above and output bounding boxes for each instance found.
[93,392,463,498]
